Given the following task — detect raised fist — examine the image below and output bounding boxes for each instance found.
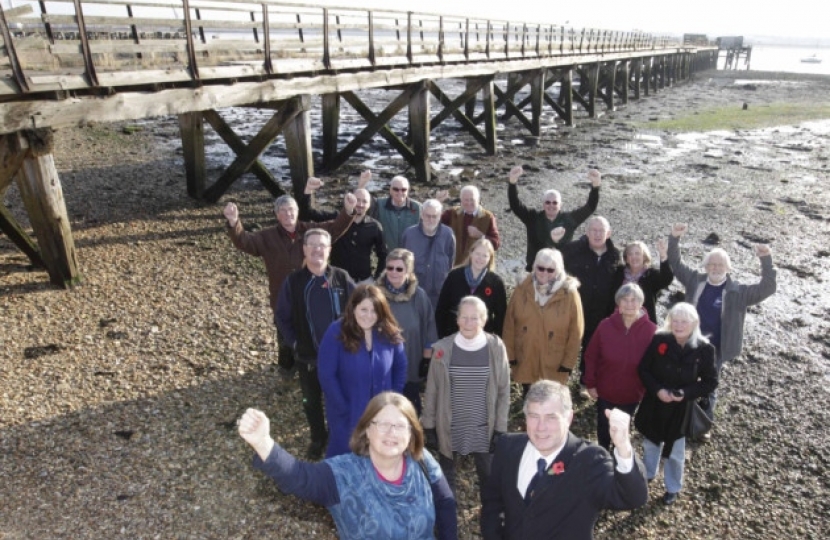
[304,176,323,195]
[467,225,484,239]
[344,192,357,215]
[238,408,275,461]
[671,223,688,238]
[434,189,450,203]
[587,169,601,187]
[550,227,566,243]
[508,166,524,184]
[223,202,239,227]
[755,244,772,258]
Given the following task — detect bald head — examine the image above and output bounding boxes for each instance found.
[354,188,371,217]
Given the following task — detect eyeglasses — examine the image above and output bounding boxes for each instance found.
[536,265,556,274]
[391,186,408,192]
[371,420,410,434]
[543,200,560,206]
[306,243,330,250]
[386,265,406,272]
[422,213,440,219]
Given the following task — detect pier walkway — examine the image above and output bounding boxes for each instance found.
[0,0,717,286]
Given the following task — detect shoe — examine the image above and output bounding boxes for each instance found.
[662,492,679,505]
[306,440,326,461]
[698,432,712,443]
[578,386,591,400]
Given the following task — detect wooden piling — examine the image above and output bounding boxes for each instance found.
[178,112,205,199]
[13,129,81,288]
[321,93,340,170]
[408,80,431,184]
[482,77,497,155]
[530,69,545,136]
[283,96,314,200]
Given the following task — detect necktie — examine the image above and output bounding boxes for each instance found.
[524,458,547,504]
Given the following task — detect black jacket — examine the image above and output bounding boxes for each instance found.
[330,217,387,281]
[481,432,648,540]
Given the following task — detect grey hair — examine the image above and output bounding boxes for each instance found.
[390,175,410,189]
[658,302,708,348]
[586,215,611,231]
[457,296,488,325]
[533,248,565,276]
[421,199,443,215]
[274,195,298,214]
[703,248,732,272]
[385,248,415,275]
[303,228,331,245]
[460,185,480,203]
[615,283,645,305]
[543,189,562,202]
[523,380,573,416]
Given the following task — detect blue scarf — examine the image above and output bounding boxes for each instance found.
[464,265,487,292]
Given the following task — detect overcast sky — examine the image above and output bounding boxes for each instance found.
[315,0,826,40]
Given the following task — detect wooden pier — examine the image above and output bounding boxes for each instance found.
[0,0,718,287]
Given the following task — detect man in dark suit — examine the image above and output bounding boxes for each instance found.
[481,380,648,540]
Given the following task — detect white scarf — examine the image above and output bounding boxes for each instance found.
[453,332,487,351]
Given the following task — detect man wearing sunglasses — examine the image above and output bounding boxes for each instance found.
[371,174,422,252]
[507,165,601,272]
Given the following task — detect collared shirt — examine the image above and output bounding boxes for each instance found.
[516,438,634,495]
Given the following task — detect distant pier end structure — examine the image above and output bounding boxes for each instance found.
[717,36,751,70]
[0,0,717,287]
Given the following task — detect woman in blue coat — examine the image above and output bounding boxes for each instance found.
[319,284,408,457]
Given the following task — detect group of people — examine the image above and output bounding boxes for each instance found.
[227,164,776,538]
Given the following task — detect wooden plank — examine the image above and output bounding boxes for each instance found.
[481,77,496,155]
[530,69,544,136]
[493,84,532,132]
[202,109,283,198]
[178,111,205,198]
[282,96,314,199]
[14,130,81,287]
[321,92,339,169]
[408,81,430,183]
[203,97,301,202]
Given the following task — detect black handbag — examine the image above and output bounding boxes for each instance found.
[682,398,713,439]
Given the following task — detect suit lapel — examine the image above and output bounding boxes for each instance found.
[531,432,580,501]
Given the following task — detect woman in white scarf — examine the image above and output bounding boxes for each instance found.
[421,296,511,503]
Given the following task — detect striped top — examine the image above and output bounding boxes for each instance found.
[449,344,491,455]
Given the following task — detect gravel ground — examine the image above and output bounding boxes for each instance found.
[1,69,829,539]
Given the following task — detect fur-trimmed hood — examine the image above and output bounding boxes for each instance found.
[376,272,420,302]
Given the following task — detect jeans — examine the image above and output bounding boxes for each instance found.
[297,362,327,445]
[275,326,295,371]
[643,436,686,494]
[438,452,493,503]
[595,399,638,451]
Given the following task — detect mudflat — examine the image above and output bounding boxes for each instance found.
[1,69,828,539]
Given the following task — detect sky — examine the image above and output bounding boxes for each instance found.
[313,0,827,40]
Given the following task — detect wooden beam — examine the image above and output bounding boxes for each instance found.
[201,109,284,199]
[632,58,642,100]
[408,80,430,184]
[481,78,497,155]
[464,78,478,119]
[0,134,27,192]
[619,61,629,104]
[529,69,545,136]
[426,79,489,149]
[493,85,532,132]
[203,98,305,203]
[14,130,81,288]
[283,97,314,199]
[321,93,340,170]
[178,112,206,199]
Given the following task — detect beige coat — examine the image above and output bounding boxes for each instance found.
[503,275,584,384]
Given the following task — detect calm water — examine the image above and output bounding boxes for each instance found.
[744,45,830,75]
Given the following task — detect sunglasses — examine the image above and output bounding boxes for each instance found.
[391,187,408,192]
[535,265,556,274]
[386,265,406,272]
[543,200,560,206]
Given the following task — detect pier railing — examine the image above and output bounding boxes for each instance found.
[0,0,681,97]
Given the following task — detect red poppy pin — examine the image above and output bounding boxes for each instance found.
[549,461,565,475]
[435,350,444,360]
[484,287,492,296]
[658,343,668,355]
